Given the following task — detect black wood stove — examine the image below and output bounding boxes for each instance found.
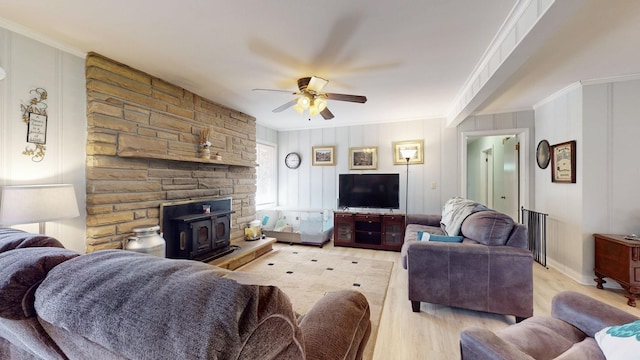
[160,198,235,262]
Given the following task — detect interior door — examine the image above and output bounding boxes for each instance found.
[480,147,493,209]
[501,136,519,221]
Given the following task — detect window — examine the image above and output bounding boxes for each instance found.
[256,141,277,208]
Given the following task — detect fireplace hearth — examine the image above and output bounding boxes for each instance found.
[160,198,235,262]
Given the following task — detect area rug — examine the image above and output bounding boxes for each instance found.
[231,249,393,360]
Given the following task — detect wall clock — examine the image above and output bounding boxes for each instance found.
[285,152,301,169]
[536,140,550,169]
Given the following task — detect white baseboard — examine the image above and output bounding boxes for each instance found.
[545,257,623,290]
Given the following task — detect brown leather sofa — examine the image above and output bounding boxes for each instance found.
[0,228,371,360]
[460,291,639,359]
[401,199,533,321]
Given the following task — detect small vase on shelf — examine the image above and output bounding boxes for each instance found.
[213,152,222,161]
[200,147,211,159]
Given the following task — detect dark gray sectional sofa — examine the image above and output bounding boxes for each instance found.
[401,198,533,321]
[0,228,371,359]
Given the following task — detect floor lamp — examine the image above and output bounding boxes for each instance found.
[0,184,80,234]
[399,149,417,220]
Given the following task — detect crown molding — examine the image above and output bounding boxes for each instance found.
[533,81,582,109]
[0,17,86,58]
[580,73,640,86]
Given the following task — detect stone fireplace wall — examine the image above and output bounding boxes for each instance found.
[85,53,256,252]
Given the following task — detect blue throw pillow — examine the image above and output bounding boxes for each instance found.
[427,234,464,243]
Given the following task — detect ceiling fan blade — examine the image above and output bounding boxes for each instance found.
[320,107,334,120]
[325,93,367,103]
[307,76,329,93]
[272,98,298,113]
[253,88,298,95]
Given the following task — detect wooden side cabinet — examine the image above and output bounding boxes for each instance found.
[594,233,640,307]
[333,211,405,251]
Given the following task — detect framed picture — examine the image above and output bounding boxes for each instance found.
[27,112,47,144]
[349,146,378,170]
[312,146,336,166]
[551,140,576,183]
[393,140,424,165]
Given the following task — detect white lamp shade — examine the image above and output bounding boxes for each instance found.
[400,148,417,160]
[0,184,80,226]
[0,67,5,80]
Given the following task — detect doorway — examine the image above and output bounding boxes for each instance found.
[464,132,522,221]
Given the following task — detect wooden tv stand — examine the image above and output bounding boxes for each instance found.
[333,211,405,251]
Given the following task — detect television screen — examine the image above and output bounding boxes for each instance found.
[338,173,400,209]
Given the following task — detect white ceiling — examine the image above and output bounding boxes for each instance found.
[0,0,639,131]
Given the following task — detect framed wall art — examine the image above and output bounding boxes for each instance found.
[393,140,424,165]
[551,140,576,183]
[21,88,48,162]
[312,146,336,166]
[349,146,378,170]
[27,112,48,144]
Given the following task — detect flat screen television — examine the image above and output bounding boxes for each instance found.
[338,173,400,209]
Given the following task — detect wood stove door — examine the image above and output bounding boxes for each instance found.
[190,219,213,258]
[213,214,231,247]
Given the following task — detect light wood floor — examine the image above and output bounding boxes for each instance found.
[272,241,640,360]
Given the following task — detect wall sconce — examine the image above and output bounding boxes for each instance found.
[0,66,6,80]
[0,184,80,234]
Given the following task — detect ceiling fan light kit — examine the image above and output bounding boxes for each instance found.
[254,76,366,120]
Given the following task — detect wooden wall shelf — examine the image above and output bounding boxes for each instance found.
[116,133,256,167]
[118,150,256,167]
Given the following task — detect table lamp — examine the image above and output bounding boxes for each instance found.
[0,184,80,234]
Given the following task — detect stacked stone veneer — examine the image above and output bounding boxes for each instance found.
[85,52,256,252]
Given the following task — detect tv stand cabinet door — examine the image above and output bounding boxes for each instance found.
[382,214,405,250]
[334,213,354,246]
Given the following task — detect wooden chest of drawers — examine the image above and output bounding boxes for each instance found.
[594,233,640,307]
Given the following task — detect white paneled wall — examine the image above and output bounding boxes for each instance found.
[581,78,640,283]
[0,27,87,252]
[534,84,584,282]
[259,112,532,217]
[263,118,458,216]
[534,78,640,284]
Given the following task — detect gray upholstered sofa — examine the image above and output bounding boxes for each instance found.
[401,198,533,321]
[460,290,640,359]
[0,228,371,360]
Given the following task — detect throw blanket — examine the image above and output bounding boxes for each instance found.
[35,250,303,360]
[440,197,487,236]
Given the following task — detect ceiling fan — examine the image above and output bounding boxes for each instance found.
[253,76,367,120]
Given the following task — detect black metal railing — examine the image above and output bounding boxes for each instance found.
[521,207,548,267]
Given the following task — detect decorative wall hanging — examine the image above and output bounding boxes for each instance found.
[349,146,378,170]
[21,88,48,162]
[551,140,576,183]
[312,146,335,166]
[393,140,424,165]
